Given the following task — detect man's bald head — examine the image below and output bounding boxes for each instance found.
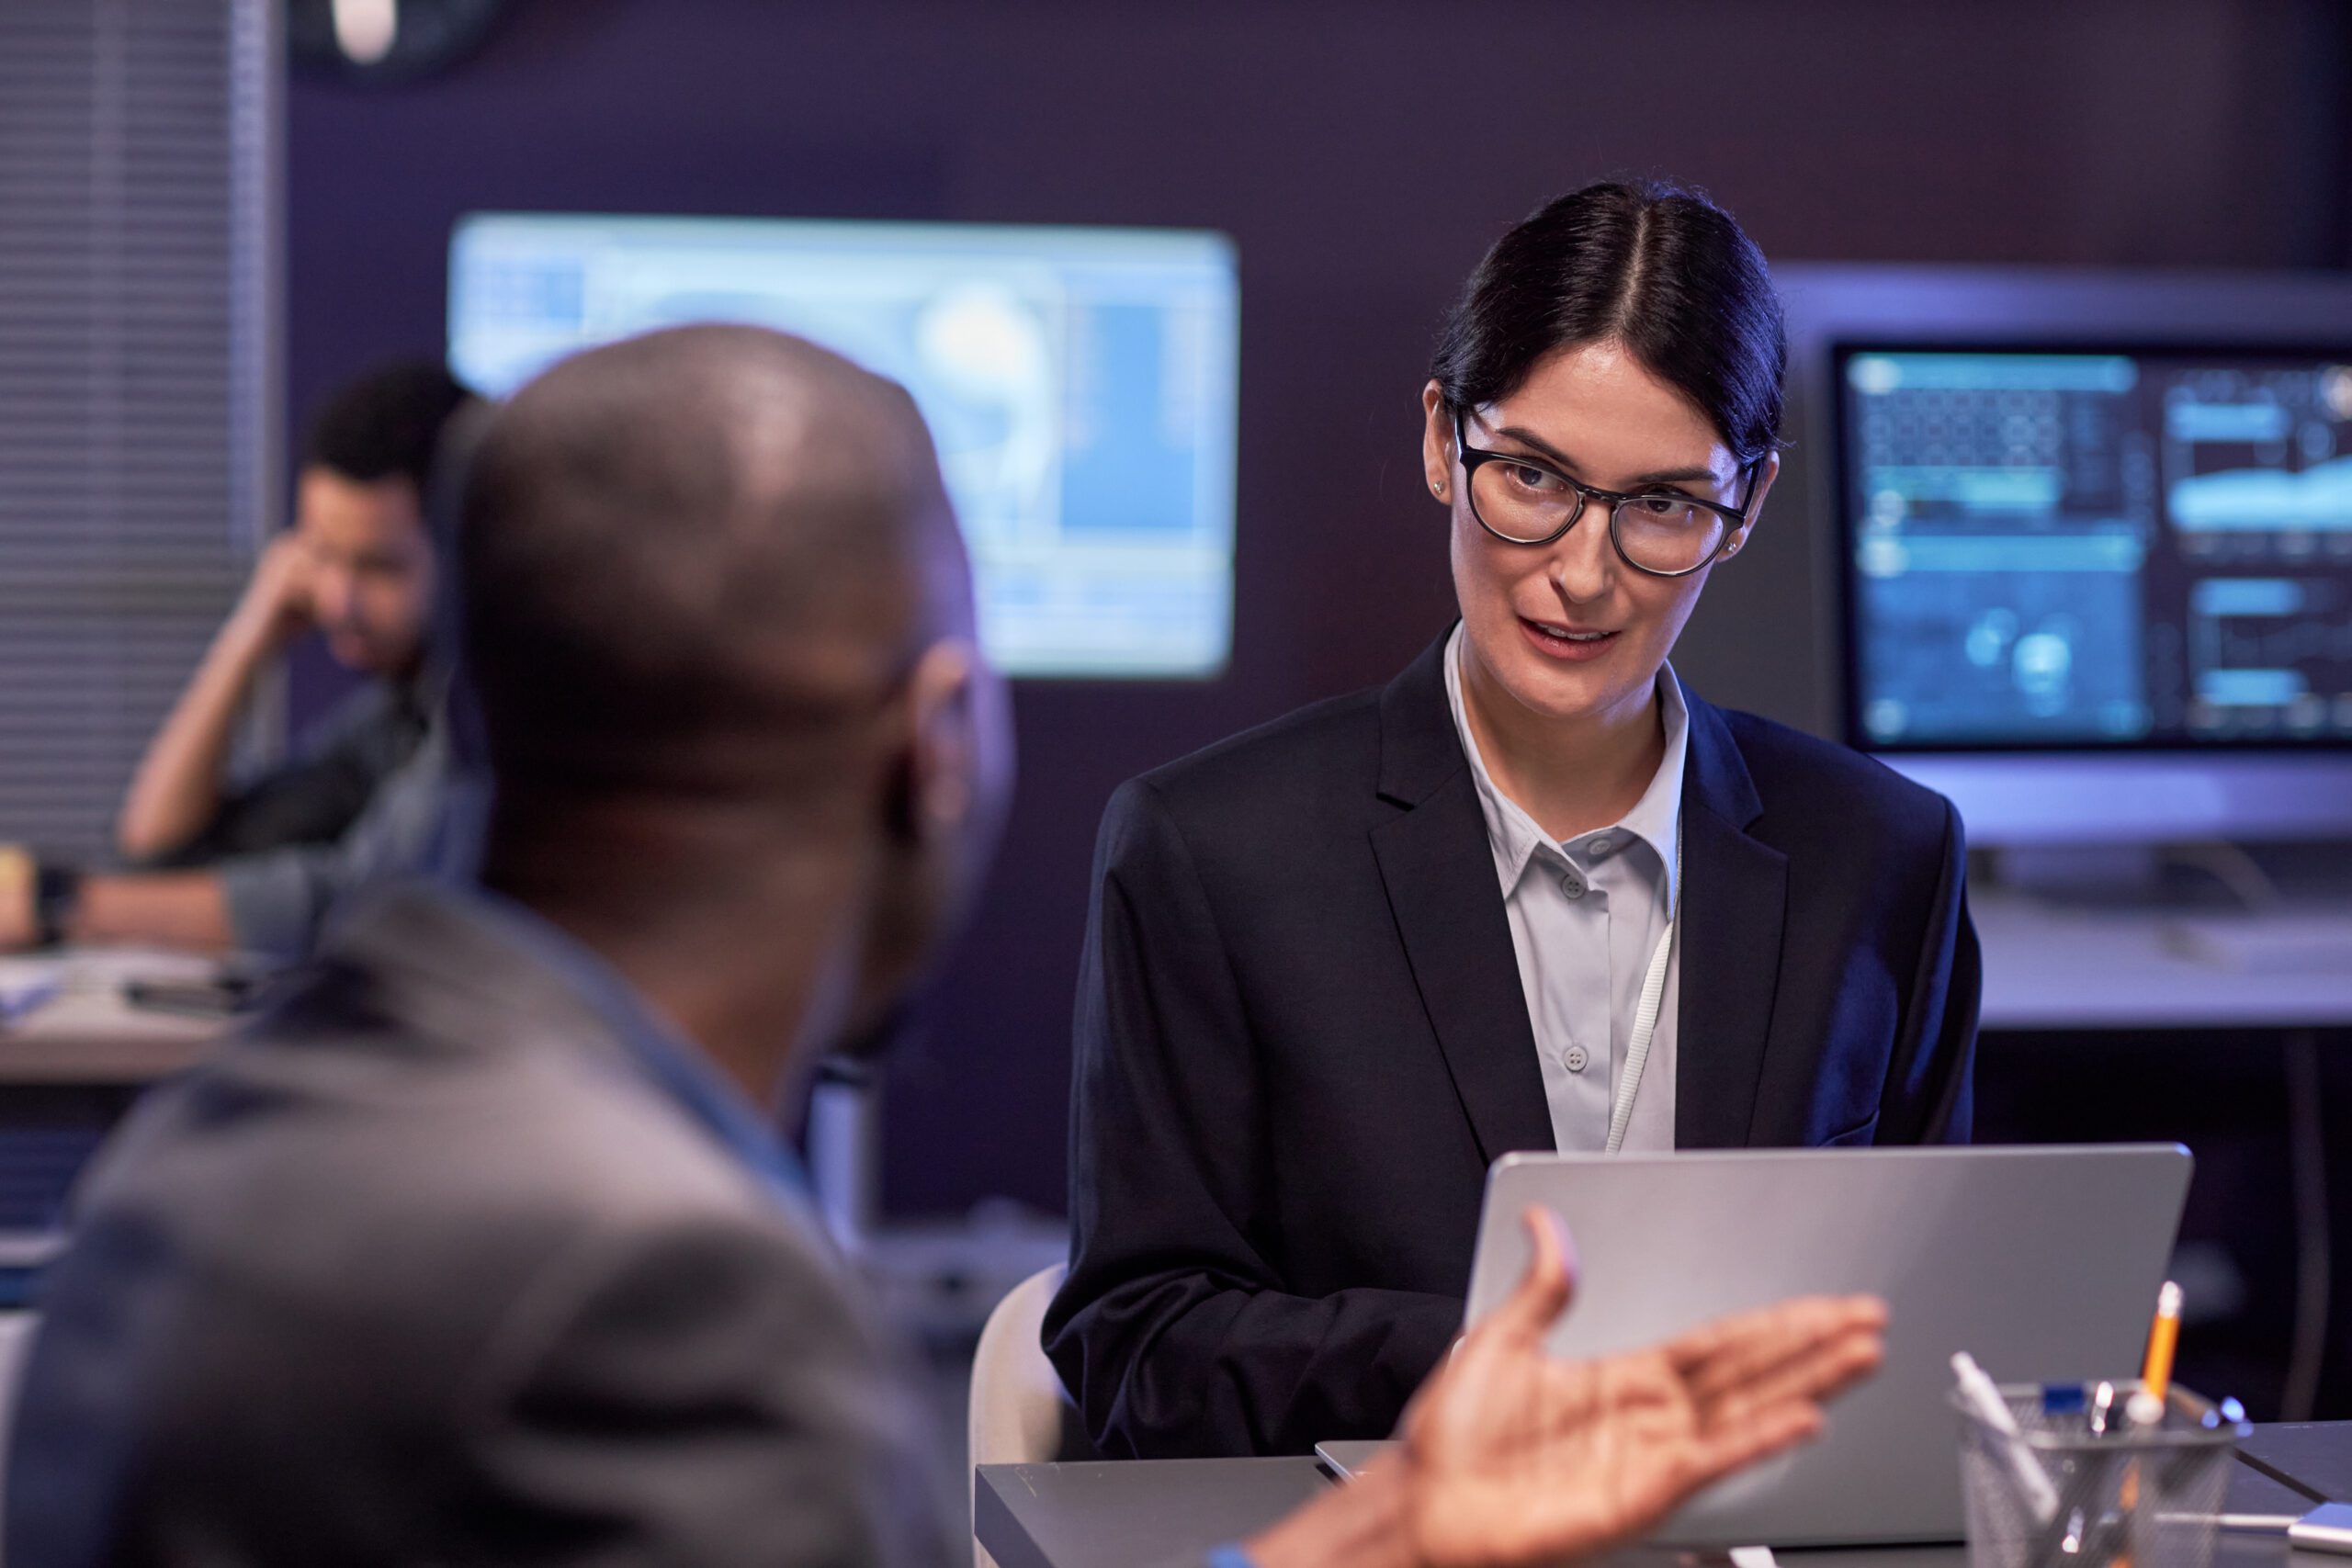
[460,324,969,800]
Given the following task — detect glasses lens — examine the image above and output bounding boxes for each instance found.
[1467,457,1581,544]
[1612,494,1728,574]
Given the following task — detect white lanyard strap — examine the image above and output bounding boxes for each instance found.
[1603,818,1683,1156]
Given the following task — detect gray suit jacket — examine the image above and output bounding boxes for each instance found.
[5,885,952,1568]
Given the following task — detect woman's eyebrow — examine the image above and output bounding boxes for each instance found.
[1490,423,1721,487]
[1487,423,1580,470]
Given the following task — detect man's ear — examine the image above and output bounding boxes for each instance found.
[1723,448,1781,558]
[903,638,982,841]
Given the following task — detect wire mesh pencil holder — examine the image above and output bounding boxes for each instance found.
[1952,1383,2248,1568]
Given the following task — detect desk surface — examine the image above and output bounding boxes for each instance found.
[0,948,230,1083]
[978,1445,2324,1568]
[2245,1425,2352,1510]
[1973,889,2352,1031]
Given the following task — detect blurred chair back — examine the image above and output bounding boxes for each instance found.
[967,1264,1093,1568]
[0,1310,40,1563]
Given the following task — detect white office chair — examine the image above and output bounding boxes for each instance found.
[0,1310,40,1566]
[967,1264,1095,1568]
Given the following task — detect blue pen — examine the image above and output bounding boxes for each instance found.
[2041,1383,2086,1416]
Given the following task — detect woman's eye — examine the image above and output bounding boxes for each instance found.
[1508,463,1561,492]
[1636,493,1693,518]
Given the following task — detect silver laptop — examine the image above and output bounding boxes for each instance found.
[1319,1145,2190,1548]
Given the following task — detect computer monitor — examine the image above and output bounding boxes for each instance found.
[1779,265,2352,845]
[447,212,1239,679]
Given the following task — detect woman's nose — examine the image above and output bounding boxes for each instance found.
[1546,496,1612,603]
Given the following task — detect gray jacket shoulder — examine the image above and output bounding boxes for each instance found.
[13,988,948,1567]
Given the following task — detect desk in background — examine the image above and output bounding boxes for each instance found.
[0,947,233,1084]
[0,950,233,1286]
[1970,886,2352,1419]
[1973,888,2352,1032]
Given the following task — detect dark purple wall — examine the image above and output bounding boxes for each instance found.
[288,0,2351,1217]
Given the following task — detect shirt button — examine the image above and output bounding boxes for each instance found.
[1559,872,1585,898]
[1589,835,1613,854]
[1564,1044,1589,1074]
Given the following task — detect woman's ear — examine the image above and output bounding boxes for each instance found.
[1421,381,1454,502]
[1724,448,1781,558]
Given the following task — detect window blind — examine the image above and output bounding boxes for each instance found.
[0,0,277,863]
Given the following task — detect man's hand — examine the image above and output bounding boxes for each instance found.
[117,532,319,863]
[227,534,317,652]
[1395,1206,1887,1568]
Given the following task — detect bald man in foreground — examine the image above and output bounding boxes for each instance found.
[6,326,1884,1567]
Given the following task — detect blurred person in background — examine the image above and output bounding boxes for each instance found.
[5,325,1883,1568]
[0,363,479,959]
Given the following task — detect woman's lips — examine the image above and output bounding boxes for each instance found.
[1519,615,1619,662]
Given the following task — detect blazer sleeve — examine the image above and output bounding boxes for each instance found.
[1045,778,1461,1459]
[1878,796,1980,1144]
[455,1216,954,1568]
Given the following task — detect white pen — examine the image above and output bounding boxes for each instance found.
[1952,1351,2061,1523]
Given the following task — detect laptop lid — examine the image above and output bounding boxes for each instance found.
[1459,1145,2192,1548]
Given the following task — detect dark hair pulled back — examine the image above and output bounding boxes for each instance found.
[1430,181,1785,466]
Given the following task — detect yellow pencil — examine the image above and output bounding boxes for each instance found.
[2140,1280,2184,1407]
[2118,1280,2185,1565]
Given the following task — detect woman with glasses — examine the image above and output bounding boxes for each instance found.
[1046,181,1978,1461]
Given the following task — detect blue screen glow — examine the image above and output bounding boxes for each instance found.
[448,213,1239,678]
[1839,347,2352,748]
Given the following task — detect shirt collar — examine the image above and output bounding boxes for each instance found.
[448,886,810,1207]
[1443,622,1690,917]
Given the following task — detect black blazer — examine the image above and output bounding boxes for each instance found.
[1044,631,1978,1461]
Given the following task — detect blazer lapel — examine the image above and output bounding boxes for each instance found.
[1672,694,1789,1149]
[1370,634,1555,1164]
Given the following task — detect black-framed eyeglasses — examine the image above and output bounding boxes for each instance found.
[1451,411,1758,579]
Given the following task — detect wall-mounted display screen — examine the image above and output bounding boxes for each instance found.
[449,213,1239,678]
[1837,345,2352,749]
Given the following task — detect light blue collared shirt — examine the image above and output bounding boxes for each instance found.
[452,886,810,1207]
[1444,624,1688,1153]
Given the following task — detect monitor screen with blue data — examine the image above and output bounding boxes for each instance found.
[447,213,1238,678]
[1836,345,2352,751]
